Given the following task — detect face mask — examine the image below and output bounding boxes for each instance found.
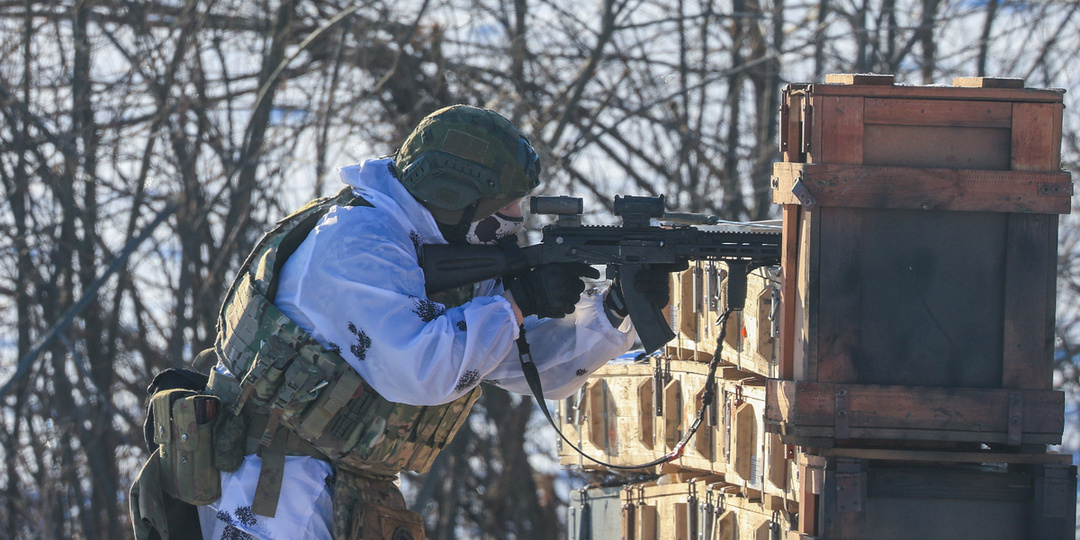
[465,211,525,245]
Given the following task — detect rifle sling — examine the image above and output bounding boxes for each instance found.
[514,313,734,471]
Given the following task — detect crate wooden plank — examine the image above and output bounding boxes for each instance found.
[794,207,821,383]
[678,267,699,341]
[1011,101,1063,171]
[821,447,1074,465]
[557,362,662,471]
[780,91,805,162]
[1002,213,1058,389]
[824,73,895,86]
[817,96,864,164]
[845,208,1008,388]
[585,380,608,450]
[864,98,1013,128]
[815,207,860,383]
[663,379,682,449]
[802,83,1065,103]
[765,380,1064,446]
[772,162,1073,214]
[638,378,655,450]
[692,386,715,461]
[779,205,800,380]
[636,502,657,540]
[798,454,825,535]
[807,95,822,160]
[953,76,1025,89]
[865,122,1012,169]
[767,433,790,491]
[732,401,757,481]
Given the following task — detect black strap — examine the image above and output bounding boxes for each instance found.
[516,309,734,471]
[578,488,592,539]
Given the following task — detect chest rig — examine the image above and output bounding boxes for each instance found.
[210,186,481,516]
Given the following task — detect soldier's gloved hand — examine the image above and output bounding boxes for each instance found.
[605,262,689,318]
[506,262,601,319]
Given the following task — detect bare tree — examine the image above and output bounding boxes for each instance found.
[0,1,1077,539]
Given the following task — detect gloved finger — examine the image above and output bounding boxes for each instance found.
[558,281,586,304]
[549,297,577,318]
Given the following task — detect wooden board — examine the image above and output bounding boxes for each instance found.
[816,95,863,164]
[800,83,1064,103]
[772,162,1073,214]
[953,76,1025,89]
[764,380,1064,446]
[778,205,800,380]
[1011,102,1064,171]
[863,97,1013,128]
[825,73,895,86]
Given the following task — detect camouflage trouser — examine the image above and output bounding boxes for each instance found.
[333,470,425,540]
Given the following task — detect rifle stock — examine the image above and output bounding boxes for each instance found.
[421,244,541,293]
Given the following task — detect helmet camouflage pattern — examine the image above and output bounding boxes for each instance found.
[395,105,541,225]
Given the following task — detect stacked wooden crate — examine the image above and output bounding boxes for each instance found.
[768,73,1075,538]
[557,74,1076,539]
[557,255,801,537]
[567,481,797,540]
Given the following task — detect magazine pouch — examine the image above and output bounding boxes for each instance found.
[151,388,222,506]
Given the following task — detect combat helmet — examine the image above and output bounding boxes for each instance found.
[395,105,541,225]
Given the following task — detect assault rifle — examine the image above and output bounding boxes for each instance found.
[421,195,781,353]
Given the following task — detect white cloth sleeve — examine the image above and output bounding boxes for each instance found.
[483,289,637,399]
[276,205,523,407]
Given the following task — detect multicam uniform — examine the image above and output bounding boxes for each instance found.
[196,158,637,539]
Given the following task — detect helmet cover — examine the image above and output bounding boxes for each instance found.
[395,105,541,225]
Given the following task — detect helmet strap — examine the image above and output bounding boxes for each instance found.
[436,201,480,245]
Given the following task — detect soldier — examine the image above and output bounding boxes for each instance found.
[131,105,672,540]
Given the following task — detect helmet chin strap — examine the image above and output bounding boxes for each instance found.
[436,201,480,245]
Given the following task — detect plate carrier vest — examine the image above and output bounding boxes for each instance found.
[209,186,481,516]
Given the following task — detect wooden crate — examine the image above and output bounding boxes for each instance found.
[793,450,1076,539]
[558,359,800,505]
[618,479,797,540]
[556,361,658,471]
[666,260,782,379]
[567,485,624,540]
[769,74,1070,447]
